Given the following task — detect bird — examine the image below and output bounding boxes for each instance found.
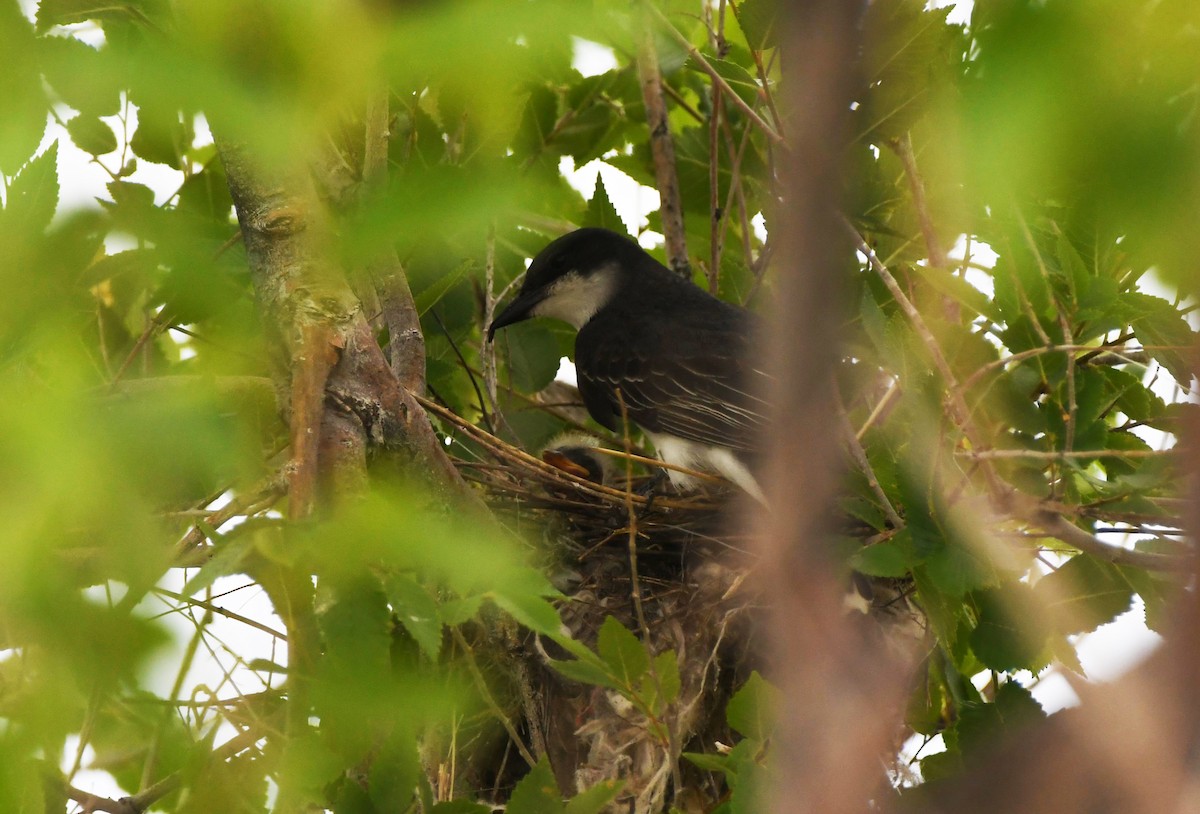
[488,227,768,504]
[541,432,615,485]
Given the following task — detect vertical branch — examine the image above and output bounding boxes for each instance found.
[363,87,427,394]
[289,323,340,518]
[751,4,915,812]
[636,7,689,277]
[706,0,730,293]
[707,86,722,294]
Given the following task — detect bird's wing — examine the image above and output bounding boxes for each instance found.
[576,313,768,452]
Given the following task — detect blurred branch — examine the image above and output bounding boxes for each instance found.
[754,5,913,812]
[636,10,689,276]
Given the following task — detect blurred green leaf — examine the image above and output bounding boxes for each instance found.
[67,115,118,156]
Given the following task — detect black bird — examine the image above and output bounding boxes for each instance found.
[488,228,767,503]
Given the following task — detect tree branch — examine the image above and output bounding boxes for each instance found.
[635,13,689,276]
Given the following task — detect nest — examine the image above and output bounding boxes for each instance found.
[419,395,926,812]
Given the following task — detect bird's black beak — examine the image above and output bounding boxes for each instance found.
[487,288,545,342]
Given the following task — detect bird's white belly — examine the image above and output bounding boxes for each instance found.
[644,431,765,504]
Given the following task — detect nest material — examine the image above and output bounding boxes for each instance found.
[421,396,928,812]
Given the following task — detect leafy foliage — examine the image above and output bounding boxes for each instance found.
[0,0,1197,812]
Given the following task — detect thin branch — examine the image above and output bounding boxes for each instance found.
[647,3,785,146]
[836,387,904,529]
[846,220,1003,493]
[451,627,538,769]
[1012,496,1193,572]
[959,448,1176,460]
[891,133,948,269]
[636,12,689,276]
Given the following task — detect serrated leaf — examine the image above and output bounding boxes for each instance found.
[564,779,623,814]
[956,681,1044,759]
[67,115,117,156]
[969,585,1047,672]
[1035,554,1134,636]
[0,5,48,174]
[583,173,625,234]
[387,574,443,660]
[735,0,780,50]
[1125,291,1194,385]
[37,35,121,117]
[4,143,60,234]
[726,671,778,742]
[597,616,649,687]
[506,756,563,814]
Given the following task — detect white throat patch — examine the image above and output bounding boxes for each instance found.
[531,265,619,329]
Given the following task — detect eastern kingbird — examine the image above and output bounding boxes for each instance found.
[488,228,767,503]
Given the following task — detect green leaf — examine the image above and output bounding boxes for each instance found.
[490,592,564,639]
[686,57,760,107]
[851,535,913,578]
[437,595,484,626]
[0,4,47,174]
[130,102,192,168]
[37,35,122,117]
[548,657,620,690]
[3,143,59,235]
[583,172,625,234]
[66,115,118,156]
[1035,555,1134,636]
[501,321,561,394]
[726,671,778,742]
[683,751,735,777]
[735,0,780,50]
[651,649,681,706]
[969,585,1047,672]
[431,801,492,814]
[596,616,649,687]
[1125,291,1194,384]
[956,681,1045,759]
[36,0,163,30]
[564,779,624,814]
[387,574,443,660]
[415,260,472,316]
[506,756,564,814]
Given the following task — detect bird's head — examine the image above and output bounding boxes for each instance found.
[488,228,644,340]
